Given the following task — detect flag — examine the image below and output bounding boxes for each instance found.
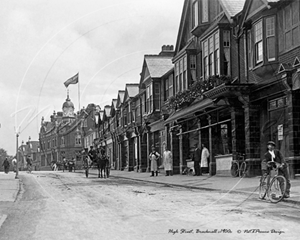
[64,73,79,88]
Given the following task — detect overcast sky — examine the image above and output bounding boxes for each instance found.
[0,0,183,155]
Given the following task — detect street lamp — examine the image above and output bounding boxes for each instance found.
[15,132,20,179]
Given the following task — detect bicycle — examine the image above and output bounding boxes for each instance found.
[231,153,247,177]
[182,160,194,176]
[259,161,287,203]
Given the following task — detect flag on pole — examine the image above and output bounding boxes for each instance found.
[64,73,79,88]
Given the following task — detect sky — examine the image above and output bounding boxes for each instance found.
[0,0,184,155]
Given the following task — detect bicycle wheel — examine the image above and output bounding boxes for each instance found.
[231,162,239,177]
[259,175,268,199]
[187,168,194,176]
[268,175,287,203]
[239,161,247,178]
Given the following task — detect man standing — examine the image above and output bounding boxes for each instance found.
[200,144,210,174]
[149,145,160,177]
[163,143,173,176]
[2,157,10,174]
[264,141,291,198]
[192,143,201,176]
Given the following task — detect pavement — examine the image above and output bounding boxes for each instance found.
[1,169,300,205]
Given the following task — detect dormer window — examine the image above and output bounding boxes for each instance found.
[192,0,199,29]
[202,0,208,23]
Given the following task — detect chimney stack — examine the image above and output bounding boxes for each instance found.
[159,45,174,56]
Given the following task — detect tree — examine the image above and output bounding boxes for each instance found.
[0,148,12,171]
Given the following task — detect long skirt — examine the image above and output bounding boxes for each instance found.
[150,160,158,171]
[4,166,9,173]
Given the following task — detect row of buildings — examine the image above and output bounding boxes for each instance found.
[38,0,300,178]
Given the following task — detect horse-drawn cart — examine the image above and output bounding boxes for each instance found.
[82,149,110,178]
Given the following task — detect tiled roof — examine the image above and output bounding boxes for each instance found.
[126,84,139,98]
[145,55,173,78]
[219,0,246,17]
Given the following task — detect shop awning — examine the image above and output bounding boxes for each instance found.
[165,98,215,124]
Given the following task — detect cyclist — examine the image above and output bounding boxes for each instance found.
[263,141,291,198]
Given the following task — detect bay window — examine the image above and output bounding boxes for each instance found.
[192,0,199,29]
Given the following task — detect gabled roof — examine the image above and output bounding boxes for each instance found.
[104,105,111,119]
[116,90,125,108]
[124,84,139,103]
[110,99,118,116]
[144,55,173,78]
[219,0,246,18]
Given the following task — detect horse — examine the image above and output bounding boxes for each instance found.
[97,151,109,178]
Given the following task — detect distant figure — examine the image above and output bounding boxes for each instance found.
[200,144,210,174]
[192,143,201,176]
[163,144,173,176]
[26,155,32,173]
[12,157,17,173]
[149,145,160,177]
[2,157,10,174]
[62,157,67,172]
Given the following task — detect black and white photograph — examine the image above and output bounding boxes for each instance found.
[1,0,300,239]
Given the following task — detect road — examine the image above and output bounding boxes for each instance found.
[0,171,299,240]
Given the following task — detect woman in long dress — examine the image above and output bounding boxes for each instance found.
[200,144,210,174]
[163,146,173,176]
[149,145,160,177]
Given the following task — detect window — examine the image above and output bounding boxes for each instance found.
[61,137,65,146]
[175,57,187,93]
[75,135,81,145]
[283,1,299,50]
[168,74,173,97]
[202,31,220,78]
[214,32,220,75]
[202,0,208,23]
[190,55,196,69]
[192,0,199,29]
[203,40,209,78]
[165,78,169,100]
[223,30,230,75]
[154,82,160,110]
[254,20,263,64]
[146,83,153,113]
[266,16,275,61]
[247,30,253,69]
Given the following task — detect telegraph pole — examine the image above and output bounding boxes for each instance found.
[15,128,20,179]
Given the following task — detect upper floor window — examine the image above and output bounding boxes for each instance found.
[75,135,81,145]
[254,20,263,64]
[174,57,187,93]
[283,1,299,50]
[61,137,65,146]
[154,82,160,110]
[266,16,275,61]
[146,83,153,113]
[202,31,220,78]
[192,1,199,29]
[202,0,208,23]
[247,30,253,69]
[223,30,230,75]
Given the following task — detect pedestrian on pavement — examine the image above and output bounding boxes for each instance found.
[12,156,17,173]
[263,141,291,198]
[163,143,173,176]
[192,143,201,176]
[149,145,160,177]
[62,157,67,172]
[2,157,10,174]
[26,155,32,173]
[200,144,210,174]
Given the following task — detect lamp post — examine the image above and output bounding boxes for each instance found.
[15,132,19,179]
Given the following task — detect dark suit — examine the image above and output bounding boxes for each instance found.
[263,149,291,194]
[192,147,202,176]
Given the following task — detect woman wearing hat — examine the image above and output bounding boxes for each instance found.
[263,141,291,198]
